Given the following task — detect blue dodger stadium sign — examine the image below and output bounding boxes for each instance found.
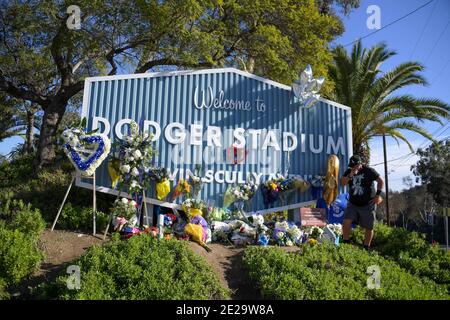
[78,68,352,213]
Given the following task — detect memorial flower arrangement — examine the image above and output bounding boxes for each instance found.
[60,118,111,177]
[182,198,206,219]
[260,175,310,207]
[111,197,138,231]
[172,179,191,200]
[116,121,154,194]
[223,181,258,208]
[327,223,343,237]
[148,167,171,200]
[307,226,324,240]
[260,177,282,207]
[189,165,204,199]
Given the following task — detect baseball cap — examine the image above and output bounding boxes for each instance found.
[348,155,362,167]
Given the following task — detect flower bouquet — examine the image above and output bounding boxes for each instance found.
[327,223,342,237]
[307,226,324,240]
[189,166,204,199]
[111,197,138,231]
[260,178,281,208]
[148,167,171,200]
[287,224,303,245]
[223,181,258,208]
[172,179,191,200]
[115,121,155,195]
[182,198,206,220]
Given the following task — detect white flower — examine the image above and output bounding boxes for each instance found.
[120,165,131,174]
[130,200,137,207]
[131,167,140,177]
[128,156,135,162]
[133,149,142,159]
[130,180,141,189]
[193,176,200,182]
[121,198,128,204]
[275,221,289,231]
[286,240,294,247]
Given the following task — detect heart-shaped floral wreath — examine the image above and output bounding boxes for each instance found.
[61,127,111,177]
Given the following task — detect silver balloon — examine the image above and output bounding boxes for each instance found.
[292,65,325,109]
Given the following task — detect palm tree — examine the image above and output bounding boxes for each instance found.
[328,40,449,162]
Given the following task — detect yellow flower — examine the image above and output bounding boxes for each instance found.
[270,182,278,190]
[307,238,318,246]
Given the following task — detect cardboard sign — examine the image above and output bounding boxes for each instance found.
[300,208,326,227]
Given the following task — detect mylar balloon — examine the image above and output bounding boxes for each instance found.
[292,64,325,109]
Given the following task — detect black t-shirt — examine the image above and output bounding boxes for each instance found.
[343,165,380,206]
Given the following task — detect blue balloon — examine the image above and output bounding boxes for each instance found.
[328,193,349,224]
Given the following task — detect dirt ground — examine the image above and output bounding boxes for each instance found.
[11,229,106,299]
[188,242,262,300]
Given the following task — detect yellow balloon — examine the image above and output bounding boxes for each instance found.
[323,154,340,207]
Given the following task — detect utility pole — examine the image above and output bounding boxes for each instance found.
[382,133,390,226]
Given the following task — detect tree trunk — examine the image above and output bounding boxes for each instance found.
[35,101,66,169]
[25,109,34,154]
[247,56,255,73]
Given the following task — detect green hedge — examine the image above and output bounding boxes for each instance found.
[0,200,46,298]
[58,203,109,232]
[351,223,450,291]
[243,244,449,300]
[42,235,230,300]
[0,156,114,225]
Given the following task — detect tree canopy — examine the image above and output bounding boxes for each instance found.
[413,139,450,208]
[1,0,356,168]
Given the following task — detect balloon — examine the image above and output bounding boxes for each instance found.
[292,65,325,109]
[323,155,340,206]
[328,193,349,224]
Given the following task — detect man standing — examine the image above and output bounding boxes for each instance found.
[341,155,384,250]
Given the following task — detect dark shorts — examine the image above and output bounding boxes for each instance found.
[344,202,377,230]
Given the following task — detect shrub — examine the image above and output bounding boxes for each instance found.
[5,200,45,241]
[243,244,449,300]
[351,224,450,291]
[57,203,109,232]
[0,155,115,225]
[43,234,229,300]
[0,227,44,286]
[0,199,45,294]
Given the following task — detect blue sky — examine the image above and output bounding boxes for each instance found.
[1,0,449,191]
[332,0,450,191]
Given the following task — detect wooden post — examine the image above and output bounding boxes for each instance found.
[382,133,390,226]
[93,172,96,236]
[142,189,149,226]
[51,175,76,231]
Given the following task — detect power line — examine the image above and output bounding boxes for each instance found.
[391,122,450,170]
[371,152,414,167]
[423,19,450,64]
[430,58,450,84]
[344,0,435,47]
[408,0,438,60]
